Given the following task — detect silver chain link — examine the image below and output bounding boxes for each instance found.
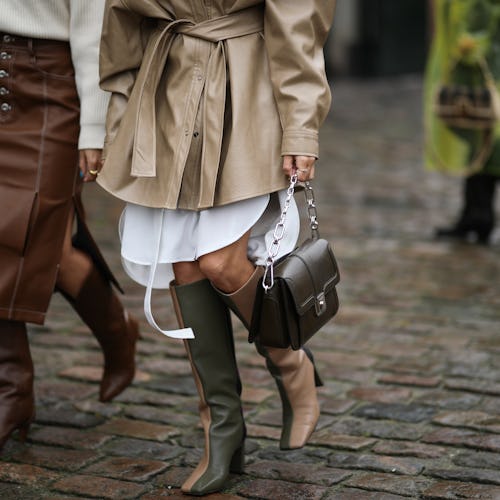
[262,173,320,291]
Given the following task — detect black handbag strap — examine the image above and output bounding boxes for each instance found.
[263,172,320,291]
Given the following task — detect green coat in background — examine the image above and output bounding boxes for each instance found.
[424,0,500,177]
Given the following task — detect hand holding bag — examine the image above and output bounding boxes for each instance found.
[249,173,340,350]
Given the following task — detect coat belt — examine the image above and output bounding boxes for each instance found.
[131,5,264,206]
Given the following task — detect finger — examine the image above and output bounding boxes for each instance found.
[282,155,295,177]
[83,149,102,182]
[295,156,316,182]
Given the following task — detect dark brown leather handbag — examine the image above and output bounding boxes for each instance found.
[249,176,340,350]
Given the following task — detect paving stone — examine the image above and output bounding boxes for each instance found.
[28,426,112,449]
[95,418,179,441]
[35,380,97,403]
[421,480,500,499]
[415,391,482,410]
[319,398,358,415]
[424,467,500,486]
[241,386,274,404]
[9,444,98,472]
[73,400,123,418]
[140,376,197,396]
[345,472,433,497]
[113,387,194,407]
[244,460,351,486]
[123,404,198,427]
[347,387,412,404]
[101,437,185,461]
[353,403,436,423]
[308,431,377,450]
[35,404,106,428]
[327,453,424,475]
[0,483,62,500]
[422,428,500,452]
[378,373,441,387]
[235,478,327,500]
[52,474,146,499]
[452,451,500,470]
[84,456,168,482]
[314,351,378,369]
[153,466,190,489]
[325,489,408,499]
[245,423,282,441]
[444,378,500,396]
[372,440,448,459]
[0,462,59,486]
[330,418,425,441]
[433,411,500,433]
[139,358,191,377]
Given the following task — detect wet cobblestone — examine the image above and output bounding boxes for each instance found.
[1,76,500,498]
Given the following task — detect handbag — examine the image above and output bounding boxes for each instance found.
[434,58,500,130]
[432,58,500,173]
[249,173,340,350]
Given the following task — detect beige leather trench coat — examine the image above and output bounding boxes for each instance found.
[97,0,335,210]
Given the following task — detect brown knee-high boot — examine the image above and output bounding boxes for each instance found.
[170,279,245,496]
[59,268,139,402]
[216,267,322,450]
[0,320,35,450]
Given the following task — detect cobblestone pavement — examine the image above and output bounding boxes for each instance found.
[2,76,500,499]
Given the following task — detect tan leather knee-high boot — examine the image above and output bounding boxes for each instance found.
[60,268,139,402]
[171,279,245,496]
[0,320,35,450]
[216,267,322,450]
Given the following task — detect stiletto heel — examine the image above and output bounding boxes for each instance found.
[17,418,33,443]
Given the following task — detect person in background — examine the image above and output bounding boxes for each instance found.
[97,0,335,495]
[425,0,500,244]
[0,0,139,450]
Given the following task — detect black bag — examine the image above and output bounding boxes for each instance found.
[249,179,340,350]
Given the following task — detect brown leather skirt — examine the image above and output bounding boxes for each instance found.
[0,34,116,325]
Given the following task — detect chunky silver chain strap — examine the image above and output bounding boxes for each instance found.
[262,174,320,291]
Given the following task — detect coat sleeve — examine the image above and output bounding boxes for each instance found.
[264,1,335,158]
[99,0,148,157]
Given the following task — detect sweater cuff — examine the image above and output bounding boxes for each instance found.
[281,129,319,158]
[78,124,106,150]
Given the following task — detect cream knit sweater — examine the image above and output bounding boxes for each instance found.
[0,0,109,149]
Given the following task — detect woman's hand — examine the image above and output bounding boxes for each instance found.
[79,149,102,182]
[282,155,316,182]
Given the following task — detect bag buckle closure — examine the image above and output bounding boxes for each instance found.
[315,292,327,316]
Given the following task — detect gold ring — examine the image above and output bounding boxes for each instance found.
[89,169,99,175]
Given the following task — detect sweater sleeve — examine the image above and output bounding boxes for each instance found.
[69,0,110,149]
[264,1,335,158]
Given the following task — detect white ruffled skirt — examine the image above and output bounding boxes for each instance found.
[119,191,299,338]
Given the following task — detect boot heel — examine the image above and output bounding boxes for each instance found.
[17,420,32,443]
[229,444,245,474]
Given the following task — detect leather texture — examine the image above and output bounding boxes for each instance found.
[0,320,34,450]
[170,279,245,495]
[0,35,117,324]
[97,0,335,209]
[251,237,340,350]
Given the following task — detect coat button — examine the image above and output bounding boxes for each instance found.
[0,87,9,96]
[2,35,14,43]
[1,102,12,112]
[0,70,9,78]
[0,52,11,60]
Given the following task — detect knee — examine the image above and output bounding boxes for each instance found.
[198,253,228,286]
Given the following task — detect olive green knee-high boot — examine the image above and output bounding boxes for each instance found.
[170,279,245,496]
[216,267,322,450]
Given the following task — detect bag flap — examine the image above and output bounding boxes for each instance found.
[273,238,340,316]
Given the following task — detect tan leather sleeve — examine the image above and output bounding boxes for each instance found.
[99,0,145,159]
[264,1,336,158]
